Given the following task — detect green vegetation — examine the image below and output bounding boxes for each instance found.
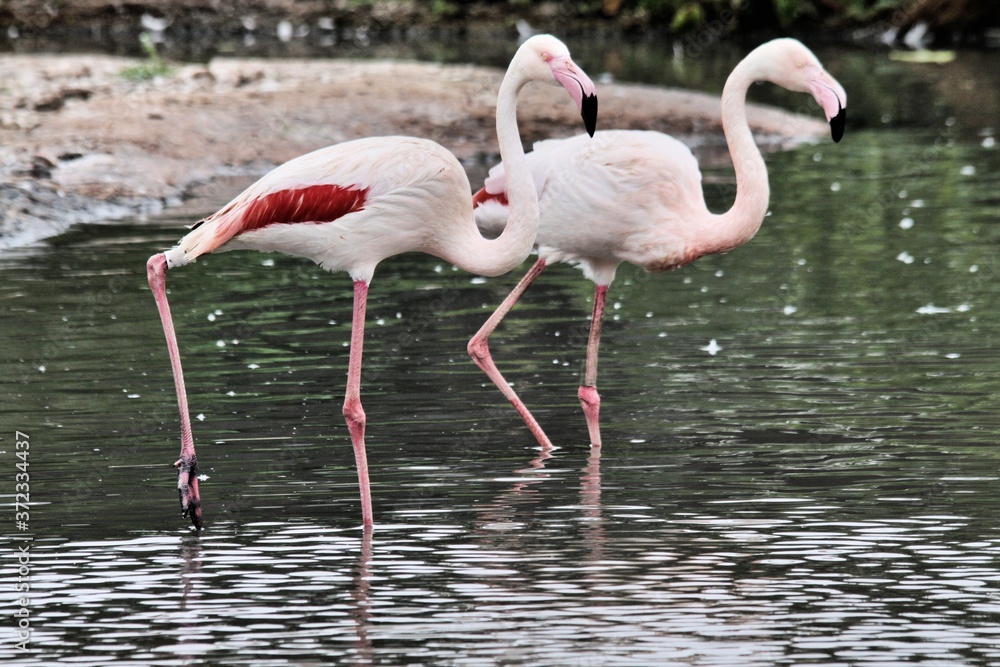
[340,0,919,24]
[593,0,916,27]
[120,33,174,82]
[622,0,909,25]
[431,0,461,18]
[6,0,995,40]
[345,0,991,34]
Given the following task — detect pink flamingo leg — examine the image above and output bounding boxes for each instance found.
[146,253,203,529]
[578,284,608,447]
[468,258,553,449]
[343,280,374,527]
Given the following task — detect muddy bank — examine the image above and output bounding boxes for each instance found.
[0,53,828,248]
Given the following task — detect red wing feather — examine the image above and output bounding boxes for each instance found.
[183,183,370,259]
[240,184,370,231]
[471,186,508,209]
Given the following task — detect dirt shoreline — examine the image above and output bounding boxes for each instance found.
[0,53,828,248]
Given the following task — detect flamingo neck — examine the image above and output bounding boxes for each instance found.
[440,64,538,277]
[493,70,540,265]
[712,58,770,250]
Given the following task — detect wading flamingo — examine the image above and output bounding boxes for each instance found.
[469,37,845,448]
[147,34,599,529]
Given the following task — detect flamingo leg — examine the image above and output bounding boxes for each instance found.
[578,284,608,447]
[468,258,553,449]
[147,253,203,530]
[343,279,374,527]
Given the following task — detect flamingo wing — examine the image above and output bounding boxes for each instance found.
[166,137,461,268]
[473,130,705,244]
[530,130,712,272]
[193,182,370,252]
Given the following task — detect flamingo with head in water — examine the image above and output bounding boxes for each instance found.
[147,34,599,529]
[468,37,845,448]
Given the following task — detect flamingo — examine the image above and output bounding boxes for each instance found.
[146,34,599,529]
[468,37,846,448]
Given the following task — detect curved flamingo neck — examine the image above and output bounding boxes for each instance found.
[491,69,540,265]
[438,60,539,277]
[712,55,771,249]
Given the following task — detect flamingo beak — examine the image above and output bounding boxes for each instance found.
[581,93,598,137]
[550,56,599,137]
[807,67,847,143]
[829,102,846,144]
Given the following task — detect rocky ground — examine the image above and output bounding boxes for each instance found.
[0,52,828,247]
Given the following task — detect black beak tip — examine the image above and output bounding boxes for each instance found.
[582,94,598,138]
[830,105,846,143]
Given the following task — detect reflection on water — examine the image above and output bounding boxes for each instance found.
[3,43,1000,665]
[5,450,1000,665]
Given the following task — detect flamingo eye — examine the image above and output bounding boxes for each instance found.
[795,59,804,68]
[541,52,550,62]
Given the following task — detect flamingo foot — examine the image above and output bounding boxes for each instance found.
[174,456,203,530]
[578,385,602,447]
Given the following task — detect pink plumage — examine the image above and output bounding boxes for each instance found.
[468,38,847,449]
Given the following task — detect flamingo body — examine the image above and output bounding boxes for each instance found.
[468,38,847,448]
[168,137,474,282]
[474,130,712,284]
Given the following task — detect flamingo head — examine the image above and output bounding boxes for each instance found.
[517,34,599,137]
[752,38,847,143]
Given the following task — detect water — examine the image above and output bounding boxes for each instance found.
[3,35,1000,665]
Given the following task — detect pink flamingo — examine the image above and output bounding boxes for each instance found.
[147,34,598,529]
[468,38,846,448]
